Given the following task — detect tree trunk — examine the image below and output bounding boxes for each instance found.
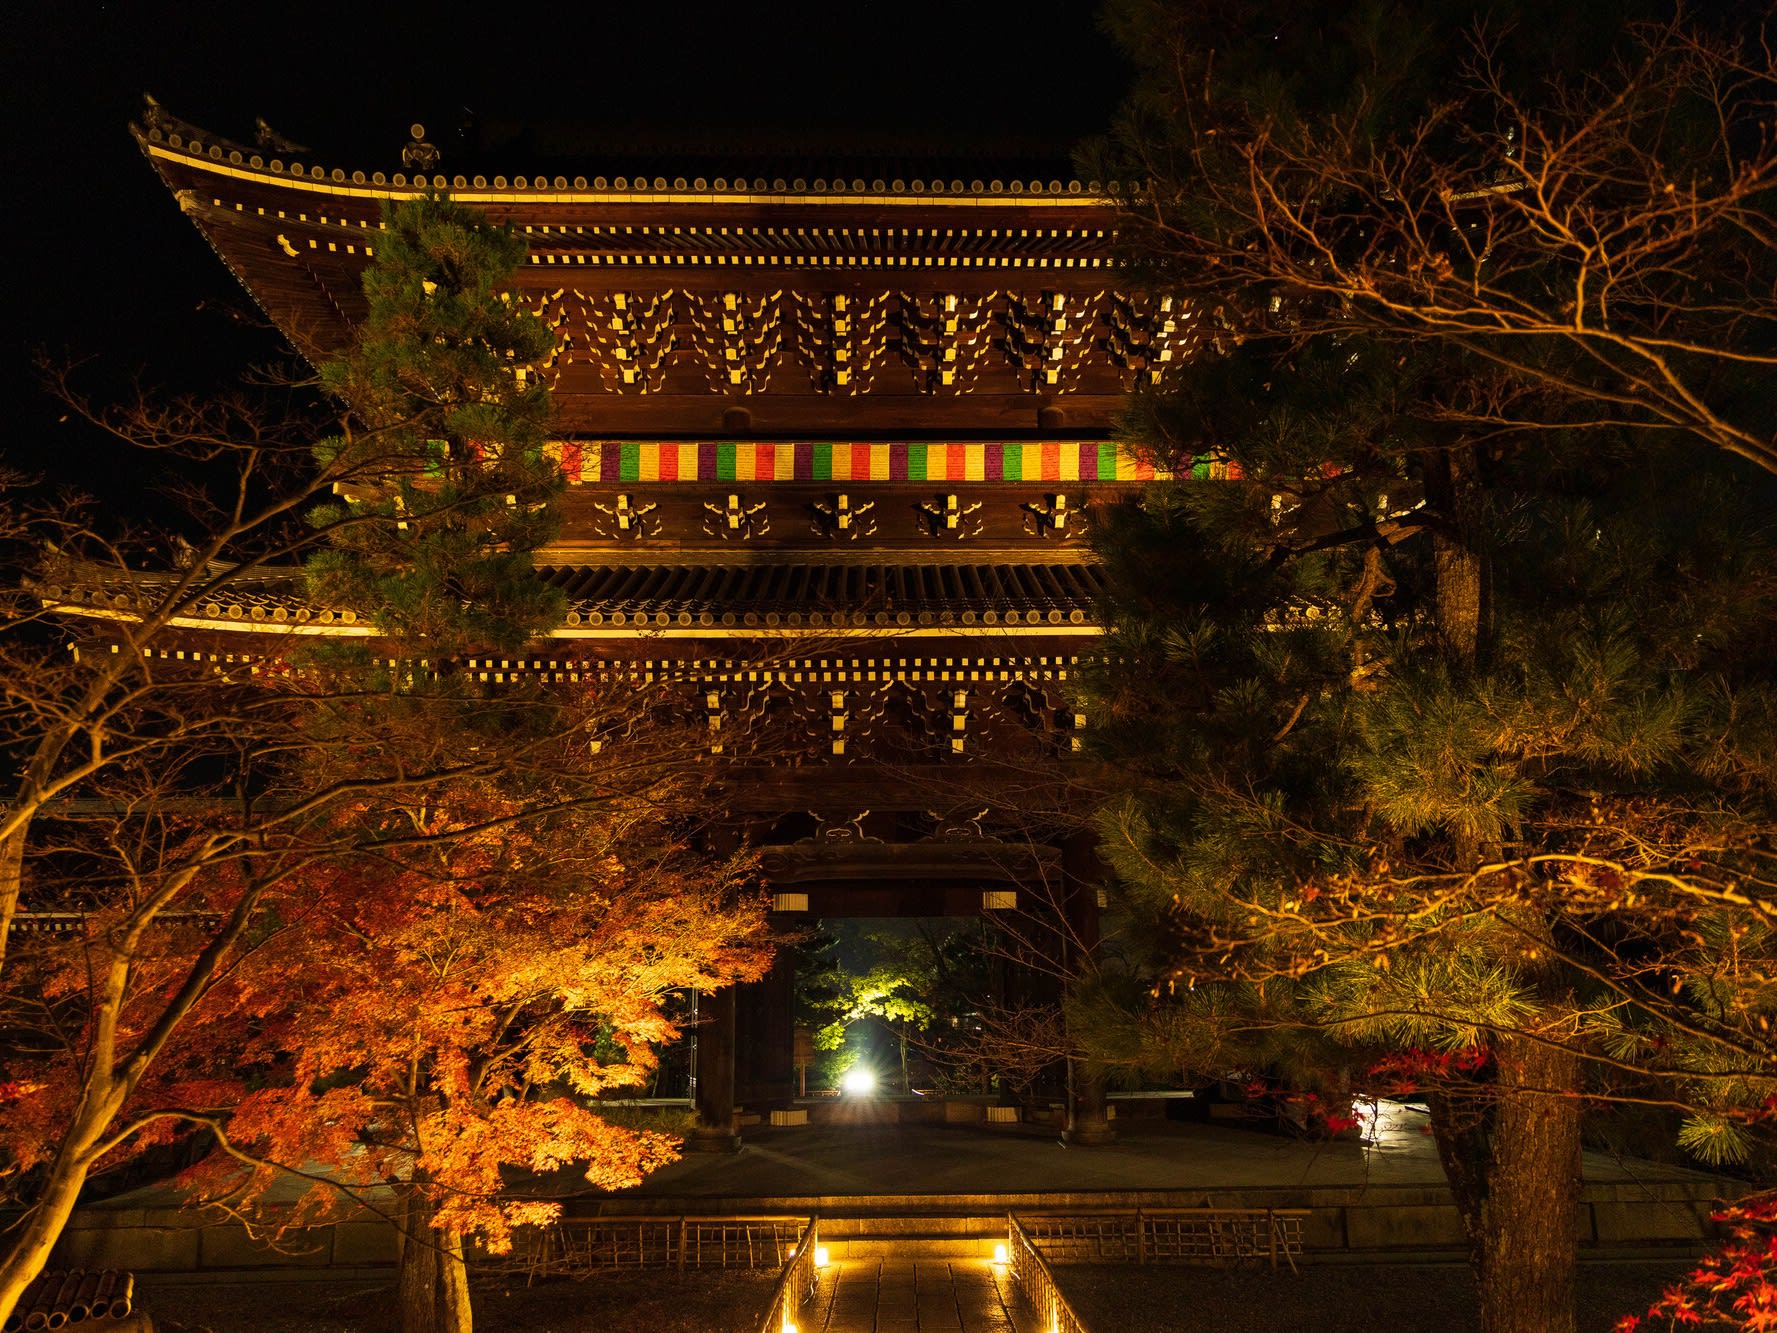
[1422,444,1486,670]
[0,1099,111,1326]
[397,1188,473,1333]
[0,824,26,977]
[1430,1032,1582,1333]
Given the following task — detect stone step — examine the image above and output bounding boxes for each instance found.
[826,1235,1002,1259]
[817,1215,1005,1259]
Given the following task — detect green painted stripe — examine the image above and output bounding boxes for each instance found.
[619,442,640,482]
[1097,442,1118,480]
[906,443,926,481]
[716,442,736,480]
[1001,444,1022,481]
[812,443,832,480]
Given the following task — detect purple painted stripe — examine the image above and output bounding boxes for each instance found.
[889,442,909,480]
[599,441,622,482]
[984,444,1003,481]
[697,441,718,479]
[794,441,815,477]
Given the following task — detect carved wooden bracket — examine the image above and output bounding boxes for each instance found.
[810,492,877,540]
[914,493,983,540]
[1022,493,1082,539]
[591,492,658,539]
[703,493,770,539]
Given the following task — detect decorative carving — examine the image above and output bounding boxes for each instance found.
[914,494,983,541]
[591,493,658,540]
[788,292,893,394]
[401,123,440,172]
[971,680,1085,758]
[506,287,1199,399]
[588,290,676,393]
[949,688,969,755]
[827,689,850,757]
[685,290,784,394]
[1000,290,1097,393]
[895,291,994,394]
[254,117,308,155]
[703,493,769,540]
[926,808,991,842]
[1103,293,1184,390]
[1022,494,1082,540]
[808,811,879,844]
[810,493,876,540]
[702,685,726,755]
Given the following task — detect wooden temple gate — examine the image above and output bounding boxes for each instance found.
[74,108,1206,1146]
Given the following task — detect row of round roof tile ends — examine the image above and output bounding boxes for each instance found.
[142,127,1124,198]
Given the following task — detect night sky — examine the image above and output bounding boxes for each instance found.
[6,1,1129,496]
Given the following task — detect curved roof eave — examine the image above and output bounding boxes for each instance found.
[132,116,1128,210]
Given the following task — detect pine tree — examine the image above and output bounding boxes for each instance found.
[1086,8,1777,1324]
[304,195,565,654]
[1087,332,1777,1333]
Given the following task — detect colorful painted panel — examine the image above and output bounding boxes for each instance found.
[545,441,1207,484]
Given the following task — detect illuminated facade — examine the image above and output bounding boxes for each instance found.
[77,109,1205,1143]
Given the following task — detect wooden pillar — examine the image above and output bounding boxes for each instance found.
[1061,831,1116,1146]
[736,948,797,1108]
[688,987,741,1152]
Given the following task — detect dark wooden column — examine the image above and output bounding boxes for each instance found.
[736,948,797,1108]
[688,987,741,1152]
[1061,831,1116,1146]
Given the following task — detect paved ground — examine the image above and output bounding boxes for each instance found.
[1057,1260,1696,1333]
[139,1270,777,1333]
[804,1258,1036,1333]
[611,1099,1718,1201]
[94,1099,1722,1215]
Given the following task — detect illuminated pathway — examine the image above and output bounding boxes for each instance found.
[802,1256,1040,1333]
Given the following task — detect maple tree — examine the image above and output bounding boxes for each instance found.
[225,685,768,1329]
[1619,1195,1777,1331]
[0,195,774,1333]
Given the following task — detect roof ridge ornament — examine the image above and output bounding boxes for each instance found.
[402,123,440,173]
[255,116,308,156]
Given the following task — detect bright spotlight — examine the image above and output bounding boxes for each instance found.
[992,1243,1008,1265]
[841,1067,876,1097]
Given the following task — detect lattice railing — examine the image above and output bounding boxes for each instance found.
[1016,1207,1307,1270]
[490,1215,808,1280]
[1008,1214,1091,1333]
[757,1215,822,1333]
